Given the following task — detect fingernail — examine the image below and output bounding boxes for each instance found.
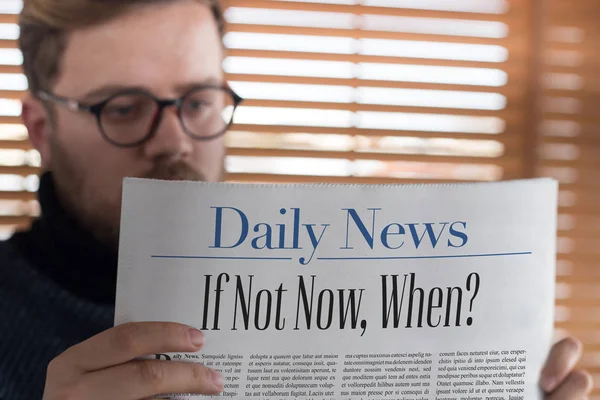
[188,329,204,348]
[211,369,224,390]
[541,376,556,392]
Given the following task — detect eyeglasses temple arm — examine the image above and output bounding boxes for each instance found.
[37,91,92,112]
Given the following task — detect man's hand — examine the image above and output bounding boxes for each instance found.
[43,322,224,400]
[542,337,593,399]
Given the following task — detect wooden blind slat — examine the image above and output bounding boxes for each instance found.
[0,14,16,24]
[230,124,520,145]
[226,23,527,49]
[0,39,18,49]
[545,66,600,76]
[0,140,30,150]
[543,159,600,169]
[561,230,600,240]
[543,112,600,123]
[0,90,25,100]
[240,99,522,120]
[557,299,600,309]
[226,74,525,98]
[558,231,600,241]
[0,165,38,175]
[0,216,31,226]
[226,49,524,71]
[0,191,36,201]
[543,136,600,146]
[544,89,600,102]
[223,0,522,24]
[227,146,516,166]
[0,116,24,125]
[0,66,23,75]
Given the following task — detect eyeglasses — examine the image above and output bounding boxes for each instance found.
[37,85,244,148]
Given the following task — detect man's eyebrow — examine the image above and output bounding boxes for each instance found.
[175,77,223,92]
[80,78,225,102]
[81,84,136,102]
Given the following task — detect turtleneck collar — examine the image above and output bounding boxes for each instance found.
[9,171,118,305]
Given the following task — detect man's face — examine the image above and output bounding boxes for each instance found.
[36,1,226,247]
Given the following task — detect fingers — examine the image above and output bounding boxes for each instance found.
[546,369,593,400]
[541,337,583,392]
[78,360,224,400]
[61,322,204,372]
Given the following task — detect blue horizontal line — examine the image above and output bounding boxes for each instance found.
[317,252,532,261]
[151,255,293,261]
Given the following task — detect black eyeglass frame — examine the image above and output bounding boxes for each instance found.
[36,85,244,148]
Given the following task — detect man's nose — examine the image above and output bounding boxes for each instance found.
[142,106,193,161]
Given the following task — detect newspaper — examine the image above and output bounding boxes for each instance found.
[115,179,558,400]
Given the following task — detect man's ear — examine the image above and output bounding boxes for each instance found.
[21,93,52,169]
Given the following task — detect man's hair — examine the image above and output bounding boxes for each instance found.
[19,0,225,95]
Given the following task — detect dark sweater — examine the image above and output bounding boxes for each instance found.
[0,173,116,399]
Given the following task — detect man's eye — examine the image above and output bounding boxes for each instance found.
[105,105,136,118]
[185,100,210,113]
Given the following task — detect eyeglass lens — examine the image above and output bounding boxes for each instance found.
[99,88,236,145]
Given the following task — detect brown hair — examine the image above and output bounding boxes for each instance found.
[18,0,225,94]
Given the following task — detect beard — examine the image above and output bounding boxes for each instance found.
[49,138,222,251]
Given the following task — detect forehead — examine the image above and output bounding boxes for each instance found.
[54,1,223,97]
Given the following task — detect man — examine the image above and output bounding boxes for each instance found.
[0,0,592,399]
